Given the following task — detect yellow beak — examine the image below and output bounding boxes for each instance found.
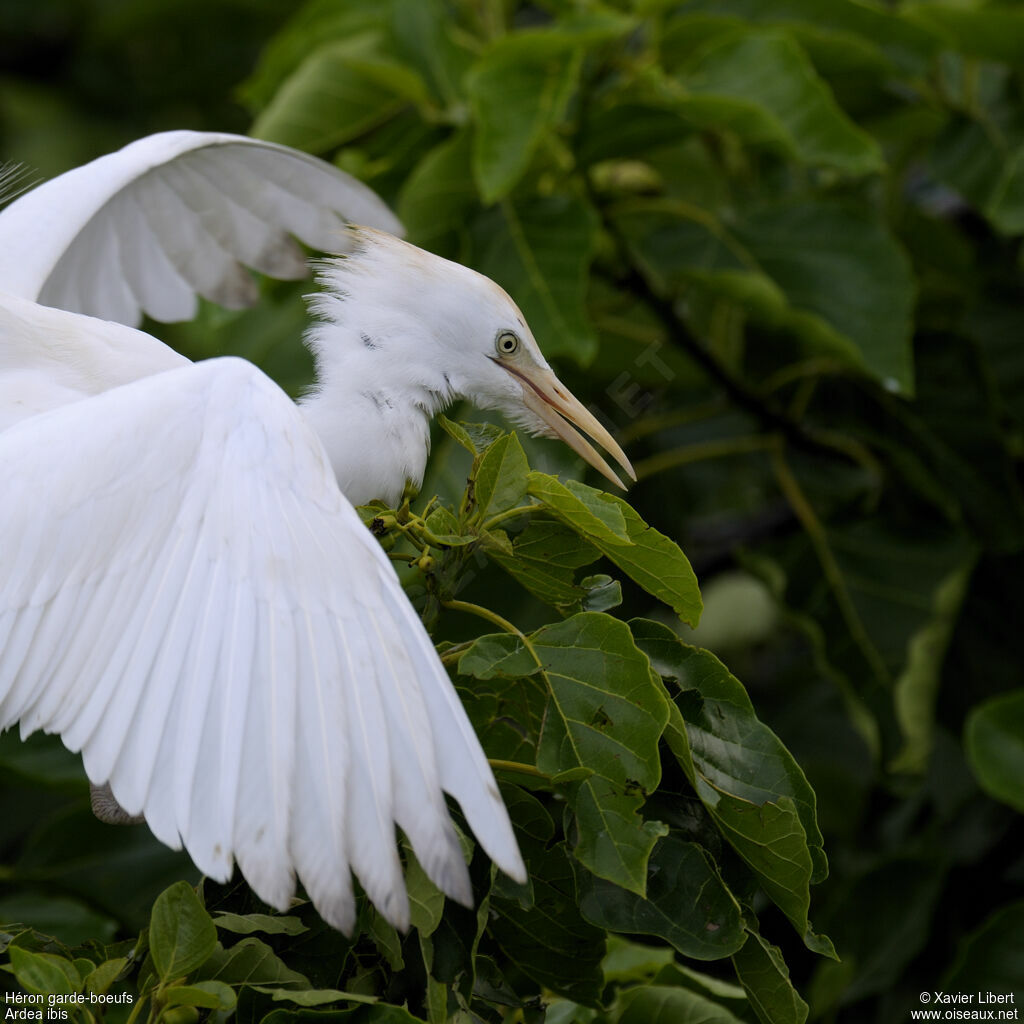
[497,361,636,490]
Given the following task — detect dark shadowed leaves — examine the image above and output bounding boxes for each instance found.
[576,834,745,960]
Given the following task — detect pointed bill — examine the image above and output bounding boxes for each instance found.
[500,363,635,489]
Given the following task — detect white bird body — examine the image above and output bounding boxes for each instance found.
[0,132,633,932]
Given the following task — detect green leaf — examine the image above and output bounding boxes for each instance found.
[527,473,631,544]
[82,957,127,996]
[8,947,80,995]
[202,937,310,989]
[490,839,605,1005]
[633,620,825,876]
[576,835,745,959]
[965,690,1024,814]
[735,200,916,393]
[398,130,477,252]
[486,519,601,610]
[613,984,747,1024]
[942,900,1024,995]
[406,846,445,936]
[908,5,1024,65]
[252,36,429,153]
[732,930,809,1024]
[474,432,530,518]
[239,2,387,110]
[388,0,475,110]
[436,415,504,455]
[149,882,217,982]
[369,910,405,970]
[253,986,377,1006]
[589,491,703,627]
[467,35,580,202]
[532,614,670,893]
[0,891,117,948]
[466,15,634,200]
[891,558,973,774]
[460,668,548,770]
[578,574,623,613]
[213,912,309,936]
[633,622,830,952]
[165,980,237,1010]
[458,633,539,681]
[665,0,939,77]
[613,200,787,318]
[471,198,600,363]
[673,31,883,175]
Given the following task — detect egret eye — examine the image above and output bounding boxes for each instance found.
[495,331,520,356]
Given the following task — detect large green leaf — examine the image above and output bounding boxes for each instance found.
[908,5,1024,65]
[930,115,1024,238]
[398,130,477,253]
[466,14,634,201]
[615,197,916,392]
[613,200,787,318]
[486,519,601,611]
[252,36,430,153]
[964,690,1024,814]
[632,621,824,880]
[671,31,884,175]
[7,947,80,996]
[473,432,530,519]
[239,1,387,110]
[732,930,809,1024]
[527,475,702,625]
[202,937,310,989]
[735,200,916,393]
[466,36,579,203]
[149,882,218,982]
[471,198,600,363]
[576,835,745,960]
[527,472,631,544]
[489,838,605,1006]
[460,614,669,893]
[594,492,703,627]
[612,984,747,1024]
[633,621,831,954]
[664,0,939,76]
[532,615,670,893]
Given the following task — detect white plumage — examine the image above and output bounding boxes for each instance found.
[0,132,633,932]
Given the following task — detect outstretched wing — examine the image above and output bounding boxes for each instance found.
[0,131,402,327]
[0,356,523,932]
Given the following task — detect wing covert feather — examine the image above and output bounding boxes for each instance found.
[0,357,524,930]
[0,131,403,325]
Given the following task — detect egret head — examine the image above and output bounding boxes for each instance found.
[308,228,635,489]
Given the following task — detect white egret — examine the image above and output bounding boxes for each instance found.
[0,132,634,932]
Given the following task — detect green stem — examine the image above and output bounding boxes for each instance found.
[124,993,148,1024]
[482,504,538,531]
[620,398,727,443]
[488,759,549,780]
[770,443,890,683]
[441,599,542,666]
[634,435,775,480]
[441,599,523,638]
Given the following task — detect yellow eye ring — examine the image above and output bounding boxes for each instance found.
[495,331,519,356]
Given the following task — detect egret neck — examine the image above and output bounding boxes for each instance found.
[300,316,454,507]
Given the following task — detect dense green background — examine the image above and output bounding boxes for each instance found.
[1,1,1023,1022]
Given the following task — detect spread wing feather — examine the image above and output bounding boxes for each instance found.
[0,356,524,931]
[0,131,403,326]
